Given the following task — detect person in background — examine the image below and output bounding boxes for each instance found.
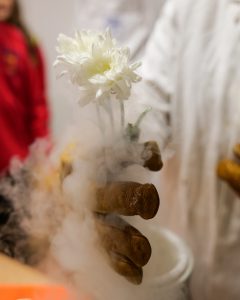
[133,0,240,299]
[0,0,49,173]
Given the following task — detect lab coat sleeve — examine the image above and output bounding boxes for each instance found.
[128,0,177,150]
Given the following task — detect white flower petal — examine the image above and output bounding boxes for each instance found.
[96,89,105,98]
[54,28,141,104]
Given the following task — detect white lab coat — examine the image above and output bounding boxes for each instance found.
[136,0,240,299]
[74,0,165,58]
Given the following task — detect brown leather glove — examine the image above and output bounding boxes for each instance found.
[217,144,240,196]
[94,141,162,285]
[0,141,162,285]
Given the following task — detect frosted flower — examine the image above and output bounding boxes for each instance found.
[54,29,141,105]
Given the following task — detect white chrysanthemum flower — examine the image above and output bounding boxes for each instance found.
[54,29,141,105]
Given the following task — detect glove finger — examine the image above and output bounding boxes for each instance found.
[109,251,143,285]
[120,141,163,172]
[95,181,159,219]
[142,141,163,171]
[96,213,151,267]
[233,144,240,160]
[217,159,240,195]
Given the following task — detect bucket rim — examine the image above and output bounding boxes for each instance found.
[144,226,194,287]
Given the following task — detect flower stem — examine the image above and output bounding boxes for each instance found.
[109,100,115,133]
[120,100,125,130]
[96,103,105,136]
[134,107,151,127]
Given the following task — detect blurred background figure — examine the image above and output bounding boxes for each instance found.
[0,0,49,173]
[135,0,240,299]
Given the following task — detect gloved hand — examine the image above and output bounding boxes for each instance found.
[94,141,162,285]
[217,143,240,196]
[0,140,162,285]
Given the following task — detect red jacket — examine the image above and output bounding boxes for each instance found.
[0,23,49,172]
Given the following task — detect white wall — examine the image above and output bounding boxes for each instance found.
[20,0,78,138]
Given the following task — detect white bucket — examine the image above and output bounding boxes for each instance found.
[134,224,194,300]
